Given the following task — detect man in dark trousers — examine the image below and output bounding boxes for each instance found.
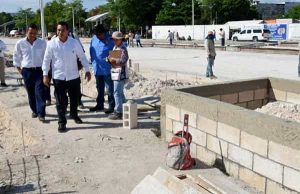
[42,21,91,132]
[89,25,115,114]
[13,24,47,121]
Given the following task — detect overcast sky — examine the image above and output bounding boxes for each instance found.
[0,0,107,13]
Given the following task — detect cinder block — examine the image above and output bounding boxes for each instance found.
[269,88,287,101]
[180,109,197,128]
[189,127,206,147]
[196,145,216,166]
[172,121,183,134]
[267,179,298,194]
[190,142,197,158]
[254,88,267,100]
[228,144,253,169]
[197,115,217,136]
[247,99,263,110]
[224,159,239,178]
[131,175,172,194]
[209,95,221,101]
[123,103,137,129]
[221,93,238,104]
[239,90,254,103]
[253,154,283,183]
[284,167,300,192]
[165,131,173,142]
[207,135,228,157]
[236,102,247,108]
[239,167,266,192]
[165,118,173,133]
[269,141,300,171]
[166,104,180,121]
[286,92,300,104]
[241,131,268,157]
[217,122,240,146]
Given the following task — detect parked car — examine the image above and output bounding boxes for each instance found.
[9,30,24,37]
[232,28,271,42]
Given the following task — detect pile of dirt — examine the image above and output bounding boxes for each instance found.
[125,71,199,98]
[256,101,300,123]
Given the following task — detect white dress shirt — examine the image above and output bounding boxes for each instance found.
[13,38,46,68]
[0,40,6,58]
[42,36,90,81]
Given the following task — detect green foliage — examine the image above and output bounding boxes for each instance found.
[14,8,35,30]
[107,0,163,30]
[287,5,300,19]
[0,12,13,25]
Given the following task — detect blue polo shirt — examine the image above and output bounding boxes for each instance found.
[90,34,114,76]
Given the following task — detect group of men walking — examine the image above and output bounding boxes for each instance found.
[11,22,128,133]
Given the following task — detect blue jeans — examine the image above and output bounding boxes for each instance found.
[298,55,300,77]
[206,57,215,77]
[113,80,126,113]
[21,67,46,117]
[95,75,115,110]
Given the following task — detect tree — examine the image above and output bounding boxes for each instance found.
[0,12,13,25]
[14,8,35,31]
[107,0,163,30]
[286,5,300,20]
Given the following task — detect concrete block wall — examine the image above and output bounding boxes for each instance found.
[161,78,300,194]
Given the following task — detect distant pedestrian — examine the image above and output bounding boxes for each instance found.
[13,24,47,122]
[298,41,300,77]
[167,30,173,45]
[129,31,134,47]
[205,31,217,79]
[107,31,129,120]
[219,28,225,46]
[42,21,91,133]
[213,30,216,41]
[135,32,143,47]
[0,39,7,87]
[89,24,115,114]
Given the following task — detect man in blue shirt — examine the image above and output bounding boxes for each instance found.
[90,25,115,113]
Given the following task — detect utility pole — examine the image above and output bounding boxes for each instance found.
[192,0,194,40]
[39,0,45,39]
[72,7,75,32]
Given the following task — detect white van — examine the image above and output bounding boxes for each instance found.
[232,28,271,42]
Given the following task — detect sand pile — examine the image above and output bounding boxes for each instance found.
[125,71,198,98]
[256,101,300,123]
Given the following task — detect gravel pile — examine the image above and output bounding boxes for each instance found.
[256,101,300,123]
[124,71,199,98]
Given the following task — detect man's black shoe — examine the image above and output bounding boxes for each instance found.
[32,113,38,118]
[108,112,122,120]
[89,106,104,112]
[71,116,83,124]
[0,83,8,87]
[104,109,114,114]
[39,117,46,122]
[58,124,67,133]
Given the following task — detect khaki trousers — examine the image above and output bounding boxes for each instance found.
[0,57,5,83]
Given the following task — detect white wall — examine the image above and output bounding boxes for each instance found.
[288,24,300,40]
[152,25,229,40]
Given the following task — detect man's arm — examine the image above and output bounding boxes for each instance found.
[13,41,22,73]
[75,41,91,81]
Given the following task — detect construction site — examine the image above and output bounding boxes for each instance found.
[0,36,300,194]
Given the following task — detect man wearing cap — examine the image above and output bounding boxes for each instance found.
[42,21,91,132]
[13,24,47,122]
[205,31,217,79]
[89,24,115,114]
[107,31,129,120]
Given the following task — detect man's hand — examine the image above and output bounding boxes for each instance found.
[17,67,22,74]
[85,72,91,82]
[108,56,116,64]
[43,76,50,87]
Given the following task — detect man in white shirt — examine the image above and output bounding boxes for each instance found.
[219,28,225,47]
[13,24,47,122]
[42,21,91,133]
[0,39,7,87]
